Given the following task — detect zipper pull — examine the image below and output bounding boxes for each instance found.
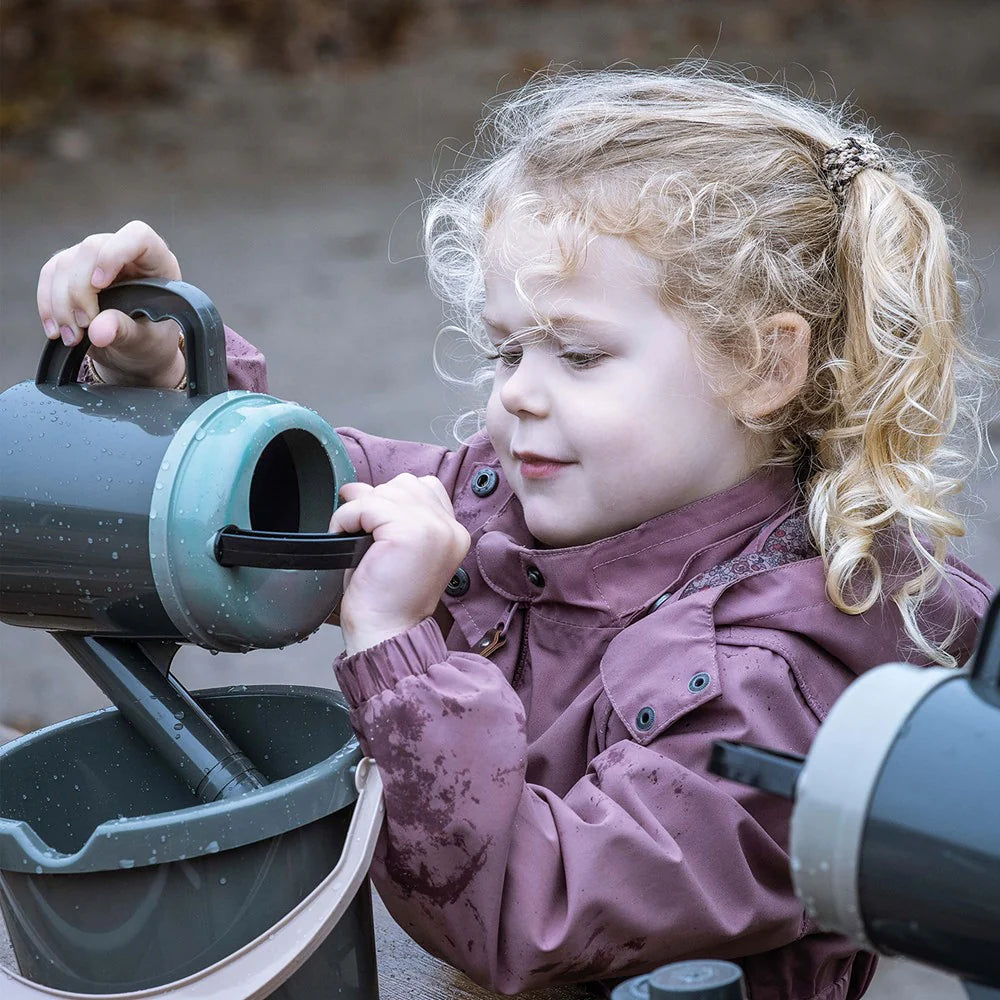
[474,625,508,658]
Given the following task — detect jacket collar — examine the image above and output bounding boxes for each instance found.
[475,464,801,626]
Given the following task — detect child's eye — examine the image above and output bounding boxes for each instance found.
[559,349,606,369]
[485,346,522,367]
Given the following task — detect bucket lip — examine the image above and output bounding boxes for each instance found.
[0,685,362,875]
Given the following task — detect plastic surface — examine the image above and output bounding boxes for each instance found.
[859,673,1000,985]
[0,688,380,998]
[54,635,268,802]
[790,663,951,948]
[708,742,804,800]
[0,757,384,1000]
[147,390,357,651]
[0,278,368,650]
[612,960,747,999]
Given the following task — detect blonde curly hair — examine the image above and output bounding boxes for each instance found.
[423,64,994,666]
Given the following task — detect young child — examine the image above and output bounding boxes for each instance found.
[37,67,994,999]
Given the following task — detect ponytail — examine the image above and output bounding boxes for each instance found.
[807,161,990,665]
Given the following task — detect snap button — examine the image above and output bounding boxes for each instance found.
[445,567,470,597]
[688,671,711,693]
[471,467,498,497]
[649,590,672,612]
[526,565,545,588]
[635,706,656,731]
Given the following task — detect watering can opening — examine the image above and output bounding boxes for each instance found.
[248,427,335,535]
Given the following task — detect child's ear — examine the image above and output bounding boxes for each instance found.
[739,311,811,420]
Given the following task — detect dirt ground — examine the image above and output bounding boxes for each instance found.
[1,2,997,996]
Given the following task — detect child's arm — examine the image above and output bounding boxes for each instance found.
[334,624,820,994]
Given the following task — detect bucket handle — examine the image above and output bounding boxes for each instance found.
[1,759,385,1000]
[36,279,229,399]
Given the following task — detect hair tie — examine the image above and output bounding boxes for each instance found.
[820,137,889,201]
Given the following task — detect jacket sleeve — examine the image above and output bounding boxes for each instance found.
[334,620,812,995]
[224,325,268,392]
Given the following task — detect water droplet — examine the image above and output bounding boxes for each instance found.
[111,551,119,560]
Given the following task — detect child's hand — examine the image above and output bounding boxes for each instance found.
[330,474,471,655]
[37,221,186,387]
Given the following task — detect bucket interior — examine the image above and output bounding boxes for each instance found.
[249,429,334,534]
[0,686,353,857]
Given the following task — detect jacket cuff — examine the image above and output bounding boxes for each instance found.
[334,617,448,706]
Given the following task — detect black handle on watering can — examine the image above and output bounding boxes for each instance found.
[214,526,374,570]
[36,278,229,398]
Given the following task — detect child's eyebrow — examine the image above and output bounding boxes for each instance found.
[480,313,620,334]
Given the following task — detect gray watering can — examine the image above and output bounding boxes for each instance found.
[0,277,370,652]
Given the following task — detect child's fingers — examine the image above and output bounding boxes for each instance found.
[86,309,140,350]
[47,250,90,346]
[417,475,459,516]
[91,220,181,290]
[37,252,64,340]
[329,493,410,538]
[39,235,111,345]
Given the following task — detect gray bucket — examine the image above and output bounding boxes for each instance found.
[0,685,384,999]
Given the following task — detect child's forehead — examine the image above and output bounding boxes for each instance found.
[482,205,657,287]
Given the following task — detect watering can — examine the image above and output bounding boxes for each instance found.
[0,280,385,998]
[0,277,370,652]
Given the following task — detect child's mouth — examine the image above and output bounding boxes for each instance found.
[515,452,572,480]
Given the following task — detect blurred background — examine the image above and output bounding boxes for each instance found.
[1,2,997,996]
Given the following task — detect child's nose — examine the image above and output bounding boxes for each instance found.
[498,351,551,418]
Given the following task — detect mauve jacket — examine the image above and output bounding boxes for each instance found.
[224,330,991,999]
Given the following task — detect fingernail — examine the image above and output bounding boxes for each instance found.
[60,326,76,346]
[43,319,58,338]
[91,267,106,287]
[73,309,90,328]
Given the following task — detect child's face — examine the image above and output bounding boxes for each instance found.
[483,221,761,547]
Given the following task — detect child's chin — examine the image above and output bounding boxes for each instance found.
[524,511,605,549]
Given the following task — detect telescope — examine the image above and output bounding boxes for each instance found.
[711,589,1000,1000]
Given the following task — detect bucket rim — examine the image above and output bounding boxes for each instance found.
[0,685,362,874]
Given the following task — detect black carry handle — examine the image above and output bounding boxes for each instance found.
[36,278,229,398]
[214,526,374,570]
[709,740,805,801]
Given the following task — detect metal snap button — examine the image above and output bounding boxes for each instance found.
[688,671,711,693]
[445,567,470,597]
[526,565,545,588]
[471,468,499,497]
[635,706,656,731]
[649,591,672,612]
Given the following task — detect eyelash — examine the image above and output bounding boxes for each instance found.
[484,346,606,370]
